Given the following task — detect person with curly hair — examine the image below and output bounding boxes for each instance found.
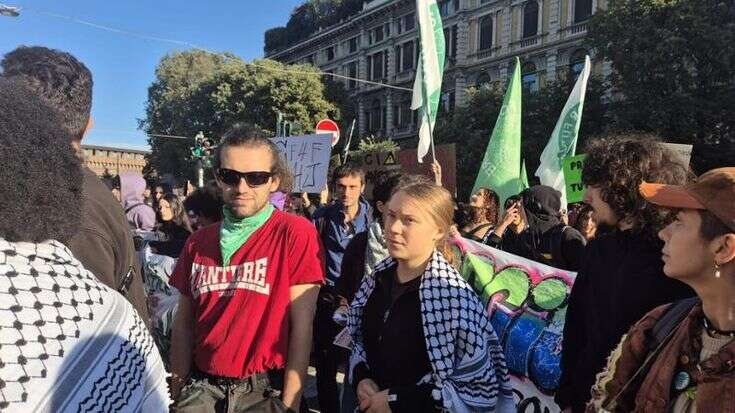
[0,77,169,412]
[461,187,500,243]
[556,134,695,412]
[1,45,150,325]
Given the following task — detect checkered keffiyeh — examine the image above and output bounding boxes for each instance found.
[348,250,515,412]
[0,239,169,412]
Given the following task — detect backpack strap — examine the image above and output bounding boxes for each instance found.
[603,296,700,409]
[646,296,701,353]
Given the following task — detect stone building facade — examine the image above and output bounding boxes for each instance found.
[266,0,609,141]
[81,144,149,177]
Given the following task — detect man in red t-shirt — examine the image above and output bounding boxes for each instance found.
[169,124,324,412]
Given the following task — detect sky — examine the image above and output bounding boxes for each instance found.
[0,0,304,150]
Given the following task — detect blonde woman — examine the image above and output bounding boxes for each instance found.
[348,181,515,413]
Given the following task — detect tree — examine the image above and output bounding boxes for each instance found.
[264,0,364,54]
[435,76,609,200]
[141,50,338,181]
[586,0,735,173]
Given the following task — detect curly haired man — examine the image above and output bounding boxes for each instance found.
[555,134,695,412]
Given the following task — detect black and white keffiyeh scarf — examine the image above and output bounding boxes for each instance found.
[0,239,170,412]
[348,250,515,412]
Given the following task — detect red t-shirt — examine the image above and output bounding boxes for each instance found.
[170,210,324,379]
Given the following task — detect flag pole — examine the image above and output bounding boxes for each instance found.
[421,72,437,164]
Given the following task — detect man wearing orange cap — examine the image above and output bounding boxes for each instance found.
[588,167,735,412]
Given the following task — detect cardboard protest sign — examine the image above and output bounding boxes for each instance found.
[562,154,587,204]
[346,149,401,198]
[271,134,332,193]
[398,143,457,195]
[663,143,693,166]
[453,237,576,413]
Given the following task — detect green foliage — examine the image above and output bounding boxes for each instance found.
[141,50,338,180]
[264,0,364,54]
[586,0,735,173]
[356,136,399,153]
[435,76,609,200]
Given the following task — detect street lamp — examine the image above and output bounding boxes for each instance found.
[0,3,20,17]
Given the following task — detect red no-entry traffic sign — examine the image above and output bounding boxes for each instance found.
[315,119,340,147]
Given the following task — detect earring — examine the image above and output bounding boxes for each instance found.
[715,262,721,278]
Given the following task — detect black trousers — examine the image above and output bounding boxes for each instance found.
[313,291,347,413]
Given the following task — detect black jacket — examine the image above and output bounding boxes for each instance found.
[334,231,368,303]
[66,167,150,329]
[555,229,694,412]
[486,224,586,271]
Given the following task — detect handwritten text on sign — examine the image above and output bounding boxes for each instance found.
[562,154,587,204]
[271,134,331,193]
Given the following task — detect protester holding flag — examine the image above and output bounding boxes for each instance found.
[557,135,695,412]
[348,182,515,413]
[486,185,586,271]
[587,167,735,412]
[474,57,522,205]
[412,0,445,164]
[535,55,591,206]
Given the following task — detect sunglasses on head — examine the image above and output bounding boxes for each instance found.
[217,168,273,187]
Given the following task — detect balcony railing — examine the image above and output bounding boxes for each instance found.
[509,33,544,51]
[469,46,500,61]
[562,22,588,38]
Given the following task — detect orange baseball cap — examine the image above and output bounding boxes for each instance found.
[639,167,735,232]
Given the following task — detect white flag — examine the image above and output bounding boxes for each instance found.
[535,55,591,205]
[411,0,445,163]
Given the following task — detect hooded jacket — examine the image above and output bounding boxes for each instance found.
[487,185,586,271]
[120,172,156,231]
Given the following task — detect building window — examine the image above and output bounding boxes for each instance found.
[451,25,458,59]
[305,54,315,65]
[574,0,593,23]
[347,62,358,88]
[349,37,358,53]
[404,13,415,31]
[523,1,539,38]
[326,46,335,61]
[453,0,459,12]
[368,99,384,134]
[402,41,414,71]
[369,52,384,80]
[522,62,539,93]
[569,49,587,80]
[370,26,384,44]
[479,15,493,50]
[439,0,450,17]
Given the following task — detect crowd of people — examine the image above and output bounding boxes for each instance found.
[0,44,733,413]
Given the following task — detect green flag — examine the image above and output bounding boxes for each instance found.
[473,57,522,204]
[411,0,445,163]
[520,159,530,191]
[535,55,591,205]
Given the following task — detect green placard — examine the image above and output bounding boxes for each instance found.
[562,154,587,203]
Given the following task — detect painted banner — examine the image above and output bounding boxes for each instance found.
[271,134,332,193]
[453,236,576,413]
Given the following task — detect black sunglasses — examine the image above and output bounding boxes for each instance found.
[217,168,273,187]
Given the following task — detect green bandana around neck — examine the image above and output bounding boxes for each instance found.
[220,203,274,266]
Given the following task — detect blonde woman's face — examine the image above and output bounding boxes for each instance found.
[384,191,444,263]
